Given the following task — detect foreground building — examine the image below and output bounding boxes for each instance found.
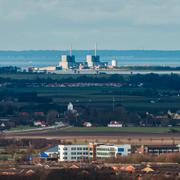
[58,143,131,161]
[144,145,180,155]
[39,146,58,160]
[138,145,180,155]
[40,143,131,162]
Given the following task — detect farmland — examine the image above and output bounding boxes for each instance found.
[60,126,180,133]
[5,126,180,145]
[1,85,180,112]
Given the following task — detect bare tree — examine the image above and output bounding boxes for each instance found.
[47,110,59,125]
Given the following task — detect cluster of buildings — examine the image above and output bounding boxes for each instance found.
[40,142,180,162]
[82,121,123,128]
[58,46,118,70]
[30,47,118,73]
[28,46,118,72]
[138,144,180,155]
[40,143,131,162]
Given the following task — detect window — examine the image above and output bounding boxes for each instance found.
[63,152,67,155]
[97,152,108,156]
[97,148,110,151]
[118,148,124,152]
[63,147,67,150]
[83,152,88,155]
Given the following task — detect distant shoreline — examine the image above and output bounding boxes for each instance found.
[2,65,180,75]
[54,69,180,75]
[0,50,180,68]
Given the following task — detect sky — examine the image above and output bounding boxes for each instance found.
[0,0,180,50]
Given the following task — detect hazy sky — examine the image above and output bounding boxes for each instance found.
[0,0,180,50]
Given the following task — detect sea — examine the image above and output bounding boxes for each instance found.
[1,50,180,68]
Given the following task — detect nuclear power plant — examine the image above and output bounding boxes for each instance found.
[59,46,77,70]
[59,45,110,70]
[33,45,119,73]
[86,44,100,68]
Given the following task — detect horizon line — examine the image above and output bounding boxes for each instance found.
[1,49,180,52]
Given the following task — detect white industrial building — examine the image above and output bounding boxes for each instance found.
[59,55,77,69]
[111,60,118,67]
[86,55,100,68]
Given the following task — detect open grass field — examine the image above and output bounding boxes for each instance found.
[0,73,78,80]
[60,126,180,133]
[6,126,180,145]
[1,85,180,112]
[8,125,38,131]
[0,73,124,80]
[7,126,179,134]
[1,73,180,112]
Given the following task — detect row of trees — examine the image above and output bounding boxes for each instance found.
[0,100,172,127]
[107,153,180,164]
[1,73,180,90]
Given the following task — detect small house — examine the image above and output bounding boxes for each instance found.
[34,121,46,127]
[108,121,123,127]
[83,122,92,127]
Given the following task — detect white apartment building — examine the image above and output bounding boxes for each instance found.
[96,144,131,159]
[58,144,89,161]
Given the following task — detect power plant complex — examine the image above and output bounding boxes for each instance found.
[32,45,118,73]
[59,45,117,70]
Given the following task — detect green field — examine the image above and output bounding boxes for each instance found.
[0,73,118,80]
[61,127,180,133]
[1,73,180,113]
[0,73,76,80]
[9,125,37,131]
[1,85,180,112]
